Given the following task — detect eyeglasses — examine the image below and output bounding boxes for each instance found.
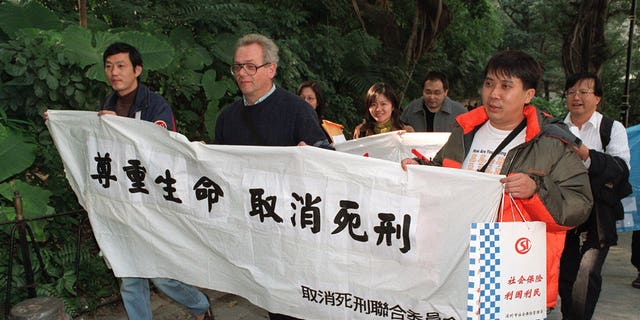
[566,90,594,97]
[424,90,444,96]
[230,63,271,76]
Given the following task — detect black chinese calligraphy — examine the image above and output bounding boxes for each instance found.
[332,200,368,242]
[374,213,411,253]
[155,169,182,203]
[301,285,455,319]
[249,188,282,223]
[290,192,322,234]
[91,152,117,188]
[193,176,224,212]
[122,159,148,194]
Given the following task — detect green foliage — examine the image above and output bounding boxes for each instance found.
[0,118,55,242]
[0,180,54,241]
[499,0,640,126]
[0,180,52,218]
[409,0,502,103]
[0,223,118,316]
[498,0,571,98]
[0,28,105,117]
[598,3,640,125]
[531,96,566,119]
[202,70,237,139]
[0,123,36,182]
[58,27,175,83]
[0,1,62,37]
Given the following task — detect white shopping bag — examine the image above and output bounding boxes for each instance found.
[467,220,547,319]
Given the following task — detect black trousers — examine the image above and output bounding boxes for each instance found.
[632,230,640,272]
[559,231,610,320]
[268,312,301,320]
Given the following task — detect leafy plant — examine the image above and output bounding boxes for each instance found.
[531,96,566,119]
[0,223,119,316]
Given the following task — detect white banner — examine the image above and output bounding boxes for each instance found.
[46,110,502,320]
[334,131,450,163]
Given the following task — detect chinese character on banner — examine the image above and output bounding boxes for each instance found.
[122,159,148,194]
[290,192,322,233]
[249,188,282,223]
[332,200,368,242]
[374,213,411,253]
[91,152,117,188]
[193,176,224,212]
[155,169,182,203]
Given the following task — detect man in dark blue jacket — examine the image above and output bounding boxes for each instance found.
[98,42,212,320]
[214,34,330,149]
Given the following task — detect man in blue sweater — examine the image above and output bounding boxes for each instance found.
[214,33,330,320]
[213,34,329,148]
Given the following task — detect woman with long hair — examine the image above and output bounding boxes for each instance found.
[353,82,413,138]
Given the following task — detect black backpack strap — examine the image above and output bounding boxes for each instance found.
[599,116,613,152]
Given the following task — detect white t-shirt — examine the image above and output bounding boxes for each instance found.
[462,121,526,174]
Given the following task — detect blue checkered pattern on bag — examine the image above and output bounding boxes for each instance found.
[468,223,482,319]
[470,221,547,320]
[478,223,501,319]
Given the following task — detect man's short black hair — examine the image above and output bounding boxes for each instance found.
[564,72,604,97]
[484,50,541,90]
[423,71,449,91]
[103,42,143,69]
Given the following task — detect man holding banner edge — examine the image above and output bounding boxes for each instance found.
[401,50,593,310]
[47,42,213,320]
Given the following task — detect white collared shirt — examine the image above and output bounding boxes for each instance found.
[243,84,276,106]
[563,111,630,169]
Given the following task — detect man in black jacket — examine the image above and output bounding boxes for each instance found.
[558,73,631,320]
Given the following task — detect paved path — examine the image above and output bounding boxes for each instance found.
[548,230,639,320]
[77,232,640,320]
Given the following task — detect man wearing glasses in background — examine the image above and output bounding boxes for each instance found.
[213,33,330,320]
[558,72,631,320]
[213,33,330,149]
[400,71,467,132]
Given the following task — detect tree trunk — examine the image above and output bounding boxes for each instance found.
[350,0,450,102]
[399,0,448,102]
[561,0,609,75]
[78,0,87,28]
